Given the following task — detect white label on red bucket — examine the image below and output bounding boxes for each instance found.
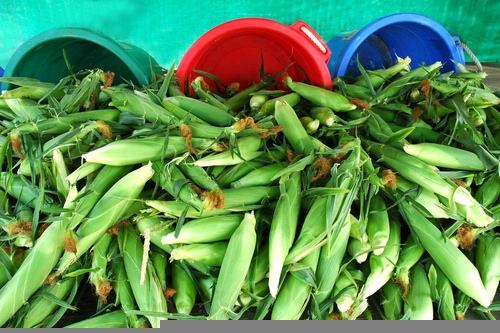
[300,26,327,54]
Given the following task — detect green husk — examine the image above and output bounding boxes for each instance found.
[178,158,220,191]
[224,81,268,112]
[395,177,450,219]
[361,217,400,298]
[286,77,356,112]
[161,214,242,244]
[118,224,168,328]
[310,106,336,126]
[0,172,58,213]
[112,257,144,328]
[150,249,168,291]
[66,162,103,185]
[348,215,370,264]
[0,78,62,100]
[238,279,269,308]
[3,98,46,122]
[286,144,362,264]
[274,100,315,154]
[475,233,500,304]
[135,215,173,254]
[381,281,403,320]
[167,96,235,126]
[83,136,213,166]
[300,116,320,134]
[21,265,82,328]
[333,269,361,314]
[216,160,265,187]
[355,56,411,89]
[191,76,229,111]
[15,109,120,136]
[89,233,113,304]
[209,213,257,320]
[368,142,493,227]
[172,262,197,315]
[405,264,433,320]
[432,264,456,320]
[51,148,70,199]
[366,194,390,256]
[250,94,269,110]
[314,213,350,305]
[135,214,214,275]
[146,186,278,218]
[0,220,68,327]
[258,93,301,116]
[271,249,320,320]
[375,62,442,103]
[151,162,203,210]
[475,174,500,208]
[104,87,177,125]
[170,242,227,267]
[64,310,128,328]
[230,163,282,188]
[399,200,491,307]
[56,163,153,275]
[393,236,425,296]
[69,165,132,229]
[403,143,485,171]
[193,136,262,167]
[268,172,302,298]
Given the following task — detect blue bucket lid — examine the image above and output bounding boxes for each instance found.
[328,13,465,77]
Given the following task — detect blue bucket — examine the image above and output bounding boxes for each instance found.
[0,67,4,77]
[327,13,465,78]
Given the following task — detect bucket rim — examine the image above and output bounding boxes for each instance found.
[330,13,465,77]
[177,17,332,91]
[3,27,153,87]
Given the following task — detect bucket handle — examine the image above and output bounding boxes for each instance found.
[456,38,483,72]
[291,21,331,61]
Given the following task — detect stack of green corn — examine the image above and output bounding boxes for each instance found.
[0,58,497,327]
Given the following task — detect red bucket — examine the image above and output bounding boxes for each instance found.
[177,18,332,94]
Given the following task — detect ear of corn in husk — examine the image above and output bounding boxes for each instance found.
[118,224,168,328]
[399,199,491,307]
[209,212,257,320]
[405,264,433,320]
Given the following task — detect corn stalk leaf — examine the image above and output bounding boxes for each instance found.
[356,57,376,97]
[174,205,189,238]
[253,294,274,320]
[271,154,315,181]
[289,263,317,289]
[158,64,176,100]
[385,127,415,144]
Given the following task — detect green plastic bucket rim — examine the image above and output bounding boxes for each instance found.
[3,27,154,87]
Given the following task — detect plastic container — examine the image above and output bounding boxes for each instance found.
[0,67,4,78]
[177,18,332,93]
[327,13,465,77]
[2,28,160,90]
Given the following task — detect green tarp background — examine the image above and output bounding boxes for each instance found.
[0,0,499,69]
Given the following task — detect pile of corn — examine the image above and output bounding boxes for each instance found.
[0,57,498,327]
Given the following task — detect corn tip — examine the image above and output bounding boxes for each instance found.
[275,100,286,109]
[161,233,176,245]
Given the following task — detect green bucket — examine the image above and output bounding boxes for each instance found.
[2,28,160,90]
